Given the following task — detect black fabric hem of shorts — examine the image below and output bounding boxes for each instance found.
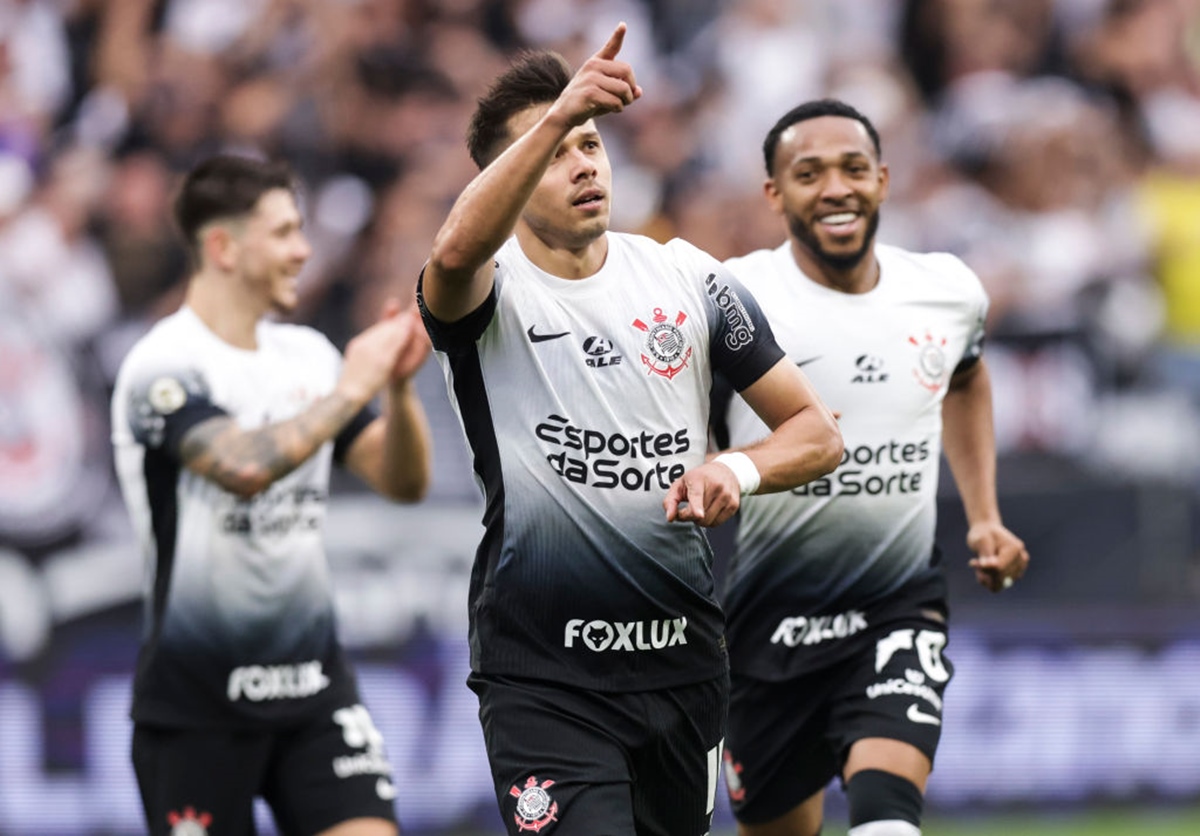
[295,807,397,836]
[732,788,829,828]
[834,719,943,783]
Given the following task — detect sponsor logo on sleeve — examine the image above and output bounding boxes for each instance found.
[704,273,755,350]
[148,377,188,414]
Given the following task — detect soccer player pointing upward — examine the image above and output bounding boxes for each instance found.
[419,23,842,836]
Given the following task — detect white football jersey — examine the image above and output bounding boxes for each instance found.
[720,242,988,679]
[421,232,785,692]
[111,307,369,726]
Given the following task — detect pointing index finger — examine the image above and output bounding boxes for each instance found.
[596,21,627,60]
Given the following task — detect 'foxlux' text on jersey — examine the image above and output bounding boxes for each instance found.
[564,617,688,652]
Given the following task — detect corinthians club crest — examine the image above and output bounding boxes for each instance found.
[632,307,692,379]
[167,807,212,836]
[509,775,559,832]
[909,331,949,392]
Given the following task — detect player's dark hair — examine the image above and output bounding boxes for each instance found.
[174,154,297,265]
[466,50,573,169]
[762,98,883,176]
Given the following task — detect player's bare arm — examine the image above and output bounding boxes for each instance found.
[665,359,843,527]
[423,22,641,323]
[181,305,417,498]
[942,358,1030,591]
[343,305,433,501]
[179,393,365,499]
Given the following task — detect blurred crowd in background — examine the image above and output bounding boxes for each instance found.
[5,0,1200,552]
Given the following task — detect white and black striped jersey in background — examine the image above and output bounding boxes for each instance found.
[715,242,988,679]
[111,307,374,728]
[419,233,784,693]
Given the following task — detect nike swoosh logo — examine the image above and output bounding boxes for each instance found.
[376,777,397,800]
[795,356,822,368]
[906,703,941,726]
[527,325,572,343]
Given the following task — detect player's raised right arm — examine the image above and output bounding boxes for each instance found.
[423,22,641,323]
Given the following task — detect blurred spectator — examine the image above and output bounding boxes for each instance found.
[0,0,72,162]
[96,148,187,319]
[0,0,1197,528]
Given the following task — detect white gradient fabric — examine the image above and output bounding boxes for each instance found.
[721,242,987,679]
[422,233,783,692]
[111,307,358,727]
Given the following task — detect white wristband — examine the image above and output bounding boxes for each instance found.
[713,452,761,496]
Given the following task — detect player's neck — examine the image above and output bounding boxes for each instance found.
[184,271,265,350]
[516,225,609,280]
[791,241,879,295]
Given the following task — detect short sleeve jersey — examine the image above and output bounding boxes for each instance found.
[419,233,784,692]
[110,307,372,728]
[720,243,988,679]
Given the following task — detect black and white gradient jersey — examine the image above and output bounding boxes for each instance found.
[418,233,783,693]
[719,242,988,680]
[111,307,374,728]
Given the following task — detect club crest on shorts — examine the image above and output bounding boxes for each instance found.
[509,775,559,832]
[166,807,212,836]
[632,307,692,379]
[723,749,746,803]
[908,331,949,392]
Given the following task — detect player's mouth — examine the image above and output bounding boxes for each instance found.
[572,189,605,211]
[817,211,860,236]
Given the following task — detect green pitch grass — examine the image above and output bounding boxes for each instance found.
[806,808,1200,836]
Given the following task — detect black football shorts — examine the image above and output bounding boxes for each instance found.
[469,672,729,836]
[724,614,954,825]
[132,702,398,836]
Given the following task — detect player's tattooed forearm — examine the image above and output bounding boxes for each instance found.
[180,394,360,494]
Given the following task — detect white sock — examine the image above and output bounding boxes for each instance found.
[847,820,921,836]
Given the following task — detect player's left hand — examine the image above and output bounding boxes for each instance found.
[664,462,741,527]
[966,520,1028,593]
[380,299,432,384]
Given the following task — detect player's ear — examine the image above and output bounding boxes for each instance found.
[201,221,237,271]
[763,177,784,215]
[877,161,890,203]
